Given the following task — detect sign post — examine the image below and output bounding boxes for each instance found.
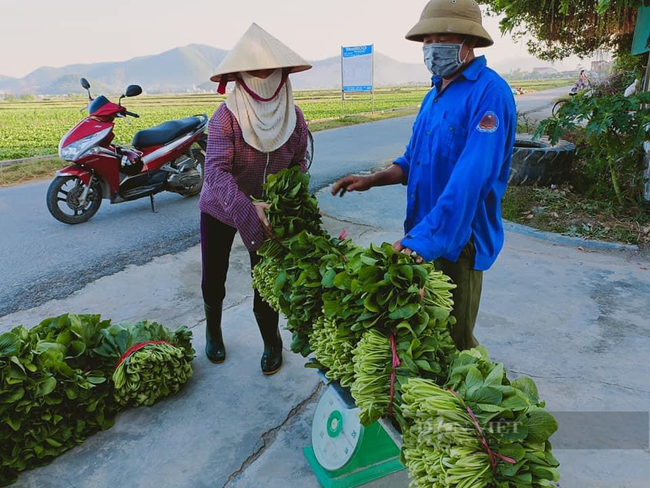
[341,44,375,117]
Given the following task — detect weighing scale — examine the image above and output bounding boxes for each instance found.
[303,374,404,488]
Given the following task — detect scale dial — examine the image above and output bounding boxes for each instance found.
[311,386,363,471]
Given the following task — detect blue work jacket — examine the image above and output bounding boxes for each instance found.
[396,56,516,270]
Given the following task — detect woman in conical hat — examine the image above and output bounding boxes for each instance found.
[198,23,312,375]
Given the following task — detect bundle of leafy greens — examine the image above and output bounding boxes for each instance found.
[322,243,458,426]
[94,320,195,407]
[263,166,323,239]
[0,315,195,487]
[0,315,116,487]
[253,168,458,425]
[309,315,361,388]
[253,167,560,487]
[401,348,560,488]
[254,166,359,356]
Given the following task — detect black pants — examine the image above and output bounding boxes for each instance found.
[200,212,277,323]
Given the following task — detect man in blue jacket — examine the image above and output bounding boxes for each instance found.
[332,0,516,350]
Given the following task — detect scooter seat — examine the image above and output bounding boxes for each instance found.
[132,116,202,148]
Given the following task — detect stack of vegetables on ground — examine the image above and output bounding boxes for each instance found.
[0,314,195,486]
[401,347,560,488]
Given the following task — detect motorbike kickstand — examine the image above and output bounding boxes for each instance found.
[150,195,157,213]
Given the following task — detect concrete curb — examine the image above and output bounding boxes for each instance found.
[503,220,639,252]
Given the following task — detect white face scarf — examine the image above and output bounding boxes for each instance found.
[225,69,297,153]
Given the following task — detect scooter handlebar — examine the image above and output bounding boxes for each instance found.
[124,110,139,118]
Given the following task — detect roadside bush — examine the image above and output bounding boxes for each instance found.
[537,89,650,206]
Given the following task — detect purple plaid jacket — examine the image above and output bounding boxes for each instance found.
[198,103,308,251]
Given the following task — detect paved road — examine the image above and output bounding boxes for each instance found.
[514,86,570,115]
[0,87,566,316]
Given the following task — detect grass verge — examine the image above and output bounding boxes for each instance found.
[502,185,650,248]
[307,107,419,132]
[0,158,68,187]
[0,108,420,188]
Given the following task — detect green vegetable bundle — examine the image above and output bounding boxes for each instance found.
[0,315,194,487]
[0,315,116,487]
[401,348,560,488]
[94,320,195,407]
[350,329,395,425]
[263,166,324,239]
[324,243,458,426]
[255,167,359,355]
[112,342,193,407]
[253,168,459,424]
[310,315,361,387]
[253,167,560,488]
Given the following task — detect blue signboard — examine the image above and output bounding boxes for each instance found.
[343,86,373,92]
[341,45,374,93]
[342,45,373,58]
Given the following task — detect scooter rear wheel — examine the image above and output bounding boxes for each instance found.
[176,147,205,197]
[46,175,102,224]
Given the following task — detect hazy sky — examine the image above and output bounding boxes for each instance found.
[1,0,596,78]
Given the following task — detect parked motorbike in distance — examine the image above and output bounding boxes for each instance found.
[47,77,208,224]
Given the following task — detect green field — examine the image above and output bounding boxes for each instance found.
[0,80,570,161]
[0,88,429,160]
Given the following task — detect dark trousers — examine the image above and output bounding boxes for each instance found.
[200,212,278,323]
[435,238,483,351]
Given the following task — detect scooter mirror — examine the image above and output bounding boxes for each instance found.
[125,85,142,97]
[80,78,91,90]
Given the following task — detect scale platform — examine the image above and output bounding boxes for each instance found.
[303,374,404,488]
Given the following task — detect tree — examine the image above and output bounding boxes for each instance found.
[477,0,648,61]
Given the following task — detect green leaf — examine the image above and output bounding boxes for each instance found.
[36,376,57,397]
[0,387,25,403]
[6,416,21,431]
[511,377,539,402]
[0,333,21,357]
[520,407,558,443]
[467,386,502,405]
[500,392,533,411]
[530,465,560,482]
[321,269,336,288]
[400,354,419,374]
[388,303,419,320]
[465,366,484,392]
[496,443,526,462]
[484,363,504,386]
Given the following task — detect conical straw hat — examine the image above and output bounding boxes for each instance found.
[210,23,312,85]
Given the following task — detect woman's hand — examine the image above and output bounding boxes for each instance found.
[253,202,275,240]
[392,238,423,263]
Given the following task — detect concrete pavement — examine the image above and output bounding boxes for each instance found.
[2,179,649,487]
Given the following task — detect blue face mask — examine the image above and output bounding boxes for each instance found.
[423,41,466,78]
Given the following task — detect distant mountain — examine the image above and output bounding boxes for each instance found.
[0,44,430,95]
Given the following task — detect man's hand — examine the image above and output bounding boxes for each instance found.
[331,175,373,197]
[253,202,275,240]
[392,238,424,263]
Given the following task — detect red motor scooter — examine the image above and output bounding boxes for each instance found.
[47,77,208,224]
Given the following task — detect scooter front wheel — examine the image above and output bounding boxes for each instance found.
[46,175,102,224]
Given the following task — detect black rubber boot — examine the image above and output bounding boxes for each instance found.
[204,302,226,364]
[254,311,283,375]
